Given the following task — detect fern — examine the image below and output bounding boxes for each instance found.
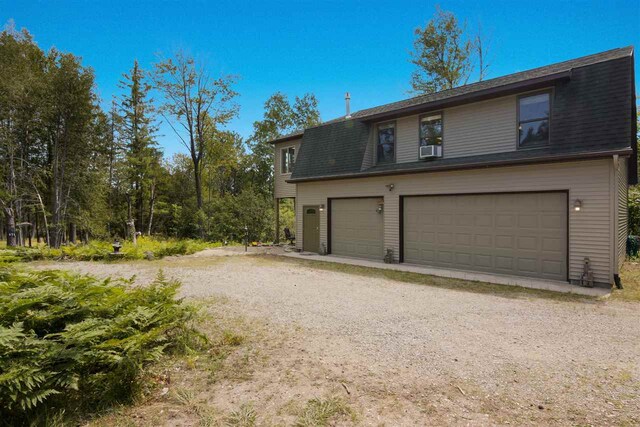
[0,265,203,424]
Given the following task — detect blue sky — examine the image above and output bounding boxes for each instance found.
[2,0,639,157]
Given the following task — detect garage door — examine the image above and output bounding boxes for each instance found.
[403,192,567,281]
[331,198,384,260]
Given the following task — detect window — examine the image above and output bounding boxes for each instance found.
[420,113,443,146]
[518,92,550,148]
[377,122,395,163]
[281,147,295,174]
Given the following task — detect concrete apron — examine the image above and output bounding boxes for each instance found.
[280,252,610,297]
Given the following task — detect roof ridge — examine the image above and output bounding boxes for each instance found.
[351,46,633,117]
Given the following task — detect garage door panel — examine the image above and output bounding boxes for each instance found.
[331,198,383,261]
[404,192,567,281]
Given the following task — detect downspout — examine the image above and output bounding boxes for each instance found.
[612,154,623,289]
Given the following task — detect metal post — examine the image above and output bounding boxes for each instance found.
[244,225,248,252]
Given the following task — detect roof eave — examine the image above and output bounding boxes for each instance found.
[267,132,304,144]
[287,147,632,183]
[359,70,572,123]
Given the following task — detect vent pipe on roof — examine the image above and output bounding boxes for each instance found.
[345,92,351,119]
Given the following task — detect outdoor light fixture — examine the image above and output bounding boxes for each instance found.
[319,204,325,212]
[573,199,582,212]
[386,183,395,191]
[376,203,384,214]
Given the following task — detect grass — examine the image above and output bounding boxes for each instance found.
[225,403,257,426]
[256,255,599,302]
[294,396,355,427]
[0,237,223,263]
[613,260,640,302]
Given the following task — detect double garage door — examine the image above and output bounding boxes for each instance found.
[329,193,568,281]
[403,192,568,281]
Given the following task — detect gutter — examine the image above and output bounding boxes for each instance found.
[286,148,633,184]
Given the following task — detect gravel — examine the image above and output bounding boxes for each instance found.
[38,249,640,424]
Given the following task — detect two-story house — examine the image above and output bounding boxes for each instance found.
[270,47,637,289]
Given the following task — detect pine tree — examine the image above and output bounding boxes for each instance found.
[118,60,160,236]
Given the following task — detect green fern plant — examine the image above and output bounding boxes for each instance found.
[0,266,205,424]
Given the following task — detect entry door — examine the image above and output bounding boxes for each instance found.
[303,206,320,253]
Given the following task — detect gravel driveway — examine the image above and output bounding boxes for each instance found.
[38,249,640,425]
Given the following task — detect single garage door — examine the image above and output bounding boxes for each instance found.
[331,198,384,260]
[403,192,567,281]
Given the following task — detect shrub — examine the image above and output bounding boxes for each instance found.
[628,235,640,258]
[0,266,204,424]
[0,237,222,264]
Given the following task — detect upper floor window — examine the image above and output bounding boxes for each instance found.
[420,113,443,146]
[281,146,295,174]
[518,92,550,148]
[377,122,395,163]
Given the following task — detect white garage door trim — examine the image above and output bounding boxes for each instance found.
[401,191,569,282]
[329,197,385,261]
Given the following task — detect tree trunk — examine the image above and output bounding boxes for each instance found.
[147,182,155,236]
[126,194,137,245]
[3,207,17,247]
[194,164,203,209]
[69,222,76,244]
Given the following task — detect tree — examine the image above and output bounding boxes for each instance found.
[409,7,489,94]
[153,51,239,210]
[118,60,160,236]
[247,92,321,197]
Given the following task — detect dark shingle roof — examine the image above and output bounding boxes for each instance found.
[348,46,633,121]
[285,46,637,183]
[290,120,370,180]
[271,46,633,144]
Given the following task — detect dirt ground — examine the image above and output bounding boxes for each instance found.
[35,249,640,426]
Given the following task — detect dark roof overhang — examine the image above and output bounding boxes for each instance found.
[286,147,631,184]
[360,70,572,123]
[267,132,304,144]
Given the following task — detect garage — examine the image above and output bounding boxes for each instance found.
[403,192,567,281]
[330,198,384,260]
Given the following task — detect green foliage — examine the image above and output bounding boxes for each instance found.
[410,7,477,94]
[629,185,640,236]
[0,267,203,424]
[0,237,220,263]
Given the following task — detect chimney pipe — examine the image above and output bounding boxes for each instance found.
[345,92,351,118]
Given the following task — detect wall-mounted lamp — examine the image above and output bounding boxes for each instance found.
[376,203,384,214]
[319,204,325,212]
[573,199,582,212]
[385,183,395,191]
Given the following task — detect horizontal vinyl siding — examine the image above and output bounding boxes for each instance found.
[443,95,517,158]
[616,157,628,270]
[274,139,301,199]
[395,114,420,163]
[379,95,517,165]
[296,159,614,285]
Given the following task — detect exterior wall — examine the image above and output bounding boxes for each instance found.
[615,157,628,271]
[274,138,301,199]
[296,159,615,285]
[372,95,517,165]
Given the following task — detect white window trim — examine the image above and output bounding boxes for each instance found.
[280,145,296,175]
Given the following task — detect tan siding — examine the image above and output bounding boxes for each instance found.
[616,157,628,271]
[296,159,614,285]
[361,131,374,170]
[274,139,301,199]
[443,95,517,158]
[396,114,420,163]
[373,95,518,165]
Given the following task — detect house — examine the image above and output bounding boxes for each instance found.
[271,47,637,289]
